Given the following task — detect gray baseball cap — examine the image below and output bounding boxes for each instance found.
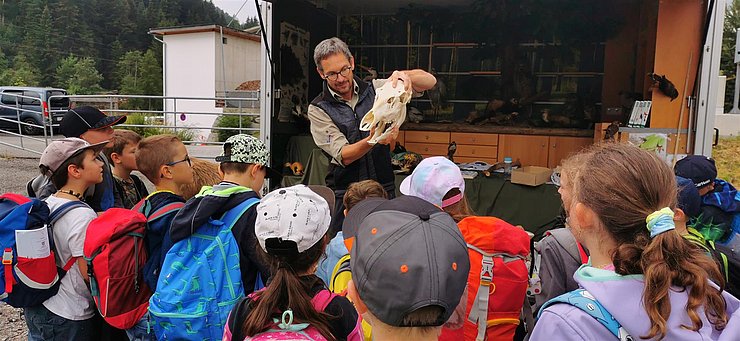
[39,137,108,175]
[345,195,470,327]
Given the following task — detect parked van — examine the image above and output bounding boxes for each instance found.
[0,87,69,135]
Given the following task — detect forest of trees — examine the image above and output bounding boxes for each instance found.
[0,0,258,98]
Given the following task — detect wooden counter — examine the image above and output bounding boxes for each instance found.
[397,123,593,167]
[401,122,594,138]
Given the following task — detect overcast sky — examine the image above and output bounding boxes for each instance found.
[211,0,259,23]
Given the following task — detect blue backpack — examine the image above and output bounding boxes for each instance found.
[149,197,259,340]
[0,193,89,307]
[539,289,633,340]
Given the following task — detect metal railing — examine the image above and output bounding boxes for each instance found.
[0,93,262,158]
[0,92,57,155]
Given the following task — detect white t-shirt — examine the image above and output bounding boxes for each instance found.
[42,195,97,321]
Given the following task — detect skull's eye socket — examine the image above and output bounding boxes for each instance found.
[387,98,393,104]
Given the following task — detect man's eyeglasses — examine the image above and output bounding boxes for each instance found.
[323,65,353,81]
[166,155,191,167]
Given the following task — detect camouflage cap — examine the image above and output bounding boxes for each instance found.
[216,134,281,178]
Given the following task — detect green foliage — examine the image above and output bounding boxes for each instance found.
[2,54,41,86]
[0,0,241,91]
[214,114,258,142]
[116,49,163,110]
[122,113,195,141]
[56,55,103,94]
[722,0,740,112]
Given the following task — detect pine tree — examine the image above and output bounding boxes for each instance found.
[5,54,41,86]
[56,55,104,94]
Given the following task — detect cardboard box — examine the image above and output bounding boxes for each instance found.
[511,166,552,186]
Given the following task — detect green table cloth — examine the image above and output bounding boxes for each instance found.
[280,138,562,238]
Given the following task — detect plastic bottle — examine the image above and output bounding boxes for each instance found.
[504,157,513,176]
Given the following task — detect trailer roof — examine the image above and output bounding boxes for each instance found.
[314,0,473,15]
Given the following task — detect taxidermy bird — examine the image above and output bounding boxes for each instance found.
[603,121,621,141]
[648,73,679,101]
[428,69,446,119]
[447,141,457,162]
[393,141,407,154]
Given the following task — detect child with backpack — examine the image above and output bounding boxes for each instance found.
[399,156,531,341]
[675,155,740,246]
[103,129,148,209]
[316,179,387,286]
[224,184,363,340]
[342,195,470,341]
[24,137,108,341]
[531,143,740,340]
[149,134,278,340]
[29,106,126,211]
[123,134,193,340]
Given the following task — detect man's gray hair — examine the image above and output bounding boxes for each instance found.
[314,37,353,71]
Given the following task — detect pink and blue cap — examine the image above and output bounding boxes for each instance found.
[399,156,465,208]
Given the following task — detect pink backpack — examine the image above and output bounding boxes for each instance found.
[224,289,363,341]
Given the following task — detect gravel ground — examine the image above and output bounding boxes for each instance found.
[0,157,39,341]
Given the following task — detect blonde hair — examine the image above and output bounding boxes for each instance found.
[136,134,182,184]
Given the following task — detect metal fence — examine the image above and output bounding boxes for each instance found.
[0,91,58,155]
[0,92,261,158]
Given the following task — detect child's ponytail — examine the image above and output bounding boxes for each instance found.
[636,208,727,339]
[241,237,336,341]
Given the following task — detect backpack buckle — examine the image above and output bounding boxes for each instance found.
[2,248,12,265]
[480,256,494,283]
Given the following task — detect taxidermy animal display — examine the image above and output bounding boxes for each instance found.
[393,141,407,154]
[603,121,621,141]
[447,141,457,162]
[391,151,423,174]
[482,158,522,177]
[358,65,378,82]
[406,106,424,123]
[360,81,412,144]
[648,73,679,101]
[428,69,447,118]
[541,109,573,127]
[465,98,520,125]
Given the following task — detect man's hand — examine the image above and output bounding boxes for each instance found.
[374,126,399,146]
[389,70,412,92]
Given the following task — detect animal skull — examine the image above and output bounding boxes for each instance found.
[360,81,412,145]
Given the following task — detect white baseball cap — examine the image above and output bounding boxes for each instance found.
[255,185,332,255]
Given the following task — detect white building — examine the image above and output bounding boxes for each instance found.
[149,25,261,142]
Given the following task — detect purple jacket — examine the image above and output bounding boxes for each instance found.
[531,266,740,340]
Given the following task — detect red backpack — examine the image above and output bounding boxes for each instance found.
[440,216,530,341]
[83,200,183,329]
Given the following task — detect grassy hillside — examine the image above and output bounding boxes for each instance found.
[714,136,740,184]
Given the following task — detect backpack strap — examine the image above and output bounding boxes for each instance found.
[466,243,495,341]
[49,200,90,226]
[220,197,260,231]
[310,289,336,312]
[147,202,185,222]
[49,201,91,271]
[548,228,588,264]
[0,193,31,205]
[539,289,631,340]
